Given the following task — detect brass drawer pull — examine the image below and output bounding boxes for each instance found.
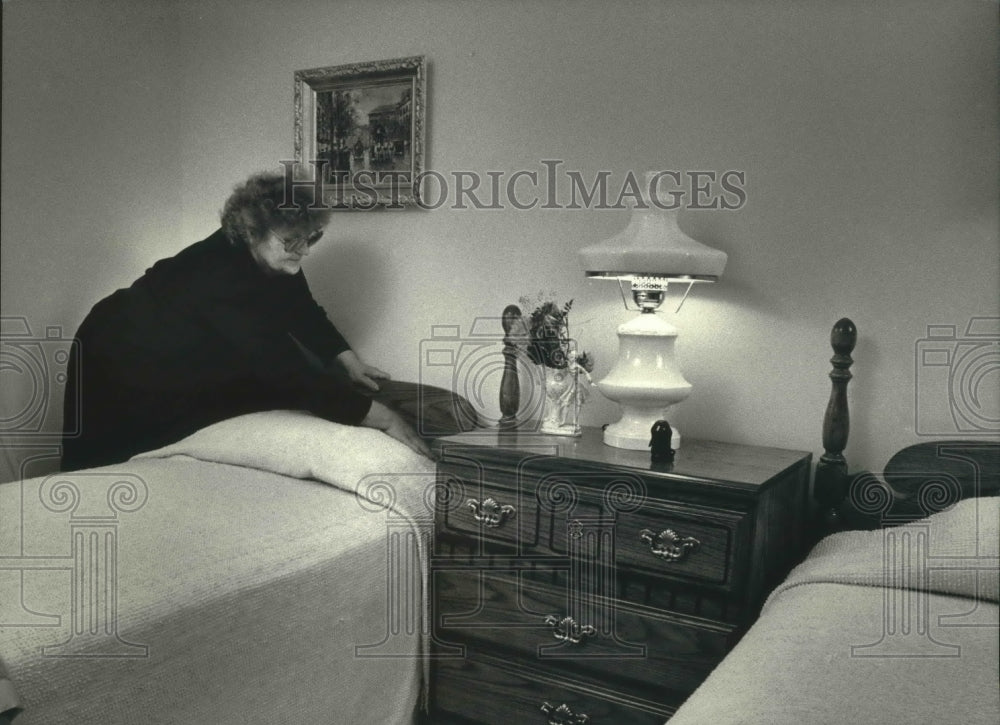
[543,615,595,645]
[466,497,516,528]
[639,528,700,561]
[540,701,589,724]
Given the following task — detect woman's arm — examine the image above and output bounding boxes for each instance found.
[285,274,392,391]
[336,349,390,392]
[285,272,353,364]
[360,400,434,459]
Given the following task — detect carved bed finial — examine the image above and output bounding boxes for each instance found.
[499,305,524,429]
[815,317,857,529]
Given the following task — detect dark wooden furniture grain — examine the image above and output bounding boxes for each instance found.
[812,318,999,532]
[426,317,999,724]
[499,304,525,430]
[428,428,811,723]
[662,318,999,725]
[814,317,856,529]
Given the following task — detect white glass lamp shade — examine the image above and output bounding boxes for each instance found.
[579,179,728,281]
[579,171,727,450]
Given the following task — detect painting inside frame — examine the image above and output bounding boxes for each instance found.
[294,56,425,208]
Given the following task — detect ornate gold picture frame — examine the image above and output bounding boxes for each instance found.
[294,56,426,208]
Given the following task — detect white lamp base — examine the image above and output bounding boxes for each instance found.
[604,417,682,450]
[596,312,691,450]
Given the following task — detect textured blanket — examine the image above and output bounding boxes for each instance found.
[135,409,438,515]
[1,411,436,724]
[667,497,1000,725]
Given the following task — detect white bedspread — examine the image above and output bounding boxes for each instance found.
[0,412,436,725]
[667,497,1000,725]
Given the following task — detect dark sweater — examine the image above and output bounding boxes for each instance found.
[61,229,372,470]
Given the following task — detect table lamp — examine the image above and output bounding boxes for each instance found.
[579,171,727,450]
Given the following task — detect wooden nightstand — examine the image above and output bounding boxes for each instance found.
[428,427,812,724]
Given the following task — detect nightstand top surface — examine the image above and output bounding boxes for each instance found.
[434,427,811,491]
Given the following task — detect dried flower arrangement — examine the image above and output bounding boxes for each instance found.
[518,293,595,373]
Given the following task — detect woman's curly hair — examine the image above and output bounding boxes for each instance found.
[220,171,332,246]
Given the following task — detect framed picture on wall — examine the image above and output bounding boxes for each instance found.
[294,56,426,209]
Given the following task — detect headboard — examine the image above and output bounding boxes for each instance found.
[814,318,999,531]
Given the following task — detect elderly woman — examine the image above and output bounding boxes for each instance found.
[61,171,428,471]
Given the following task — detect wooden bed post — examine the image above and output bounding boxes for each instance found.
[499,305,523,429]
[815,317,857,530]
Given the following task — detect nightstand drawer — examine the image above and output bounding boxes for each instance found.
[431,430,812,723]
[434,570,735,696]
[614,504,748,586]
[439,460,749,587]
[437,462,537,548]
[432,654,673,725]
[438,462,604,554]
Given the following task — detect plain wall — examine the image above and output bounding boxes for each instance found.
[2,0,998,483]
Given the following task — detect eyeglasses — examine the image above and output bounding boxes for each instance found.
[275,228,324,254]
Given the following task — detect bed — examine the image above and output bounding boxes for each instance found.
[667,319,999,724]
[0,381,477,725]
[3,320,997,725]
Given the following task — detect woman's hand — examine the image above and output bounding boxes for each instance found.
[361,401,435,461]
[336,350,391,392]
